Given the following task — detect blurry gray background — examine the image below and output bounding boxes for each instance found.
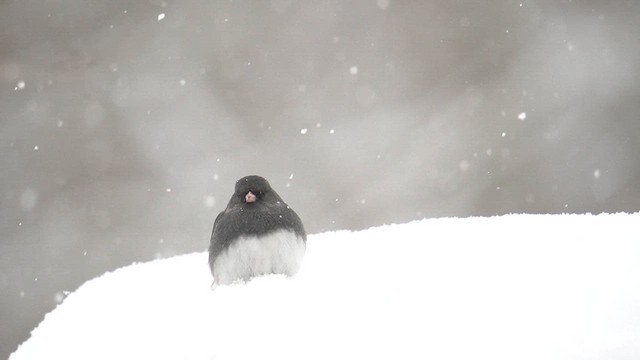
[1,0,639,357]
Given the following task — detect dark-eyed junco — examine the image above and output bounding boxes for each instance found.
[208,175,306,286]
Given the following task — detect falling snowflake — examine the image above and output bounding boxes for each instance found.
[204,196,216,208]
[593,169,601,179]
[459,160,470,172]
[377,0,390,10]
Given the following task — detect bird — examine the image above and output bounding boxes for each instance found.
[208,175,306,286]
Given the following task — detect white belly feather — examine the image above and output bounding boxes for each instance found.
[212,229,306,285]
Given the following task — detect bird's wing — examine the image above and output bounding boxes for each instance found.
[211,210,225,236]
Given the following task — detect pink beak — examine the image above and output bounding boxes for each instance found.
[245,191,257,203]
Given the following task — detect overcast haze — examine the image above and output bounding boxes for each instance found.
[1,1,639,357]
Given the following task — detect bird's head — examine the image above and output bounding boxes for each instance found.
[234,175,275,204]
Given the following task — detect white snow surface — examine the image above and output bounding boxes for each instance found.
[11,214,640,360]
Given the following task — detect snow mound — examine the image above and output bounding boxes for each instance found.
[11,214,640,360]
